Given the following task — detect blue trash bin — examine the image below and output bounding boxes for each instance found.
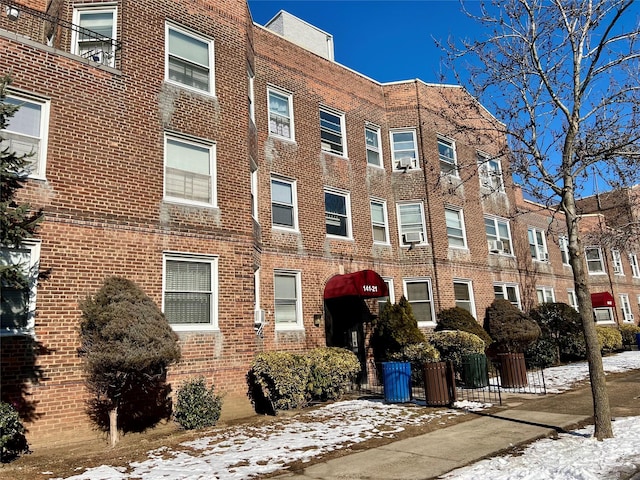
[382,361,411,403]
[635,333,640,350]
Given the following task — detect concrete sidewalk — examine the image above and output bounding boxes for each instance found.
[273,370,640,480]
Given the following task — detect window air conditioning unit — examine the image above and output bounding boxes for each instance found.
[488,240,504,253]
[398,157,414,169]
[254,309,265,327]
[403,231,422,244]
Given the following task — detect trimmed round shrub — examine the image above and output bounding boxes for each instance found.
[389,342,440,385]
[247,351,311,414]
[306,347,361,401]
[529,302,584,363]
[173,377,223,430]
[484,299,541,354]
[0,401,28,463]
[619,324,640,347]
[596,326,623,353]
[435,307,492,346]
[427,330,485,372]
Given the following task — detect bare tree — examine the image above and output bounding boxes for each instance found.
[444,0,640,439]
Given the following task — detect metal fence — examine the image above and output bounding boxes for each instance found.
[350,356,547,407]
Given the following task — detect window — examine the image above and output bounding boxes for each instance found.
[630,254,640,278]
[568,290,578,311]
[271,177,297,230]
[72,6,117,66]
[528,227,548,261]
[438,136,457,176]
[536,286,555,304]
[268,87,294,140]
[377,278,394,311]
[484,216,512,254]
[370,199,389,244]
[559,236,570,265]
[248,66,255,124]
[390,130,418,170]
[594,308,614,323]
[404,278,435,324]
[166,24,214,94]
[1,241,40,335]
[163,253,218,331]
[494,283,521,309]
[250,164,258,221]
[445,207,467,248]
[324,188,351,238]
[586,247,605,274]
[274,270,303,329]
[164,134,216,206]
[620,294,634,322]
[365,125,382,167]
[477,152,503,191]
[2,93,50,179]
[397,202,427,246]
[453,280,475,317]
[612,249,624,275]
[320,107,346,156]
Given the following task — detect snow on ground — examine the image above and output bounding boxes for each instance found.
[51,351,640,480]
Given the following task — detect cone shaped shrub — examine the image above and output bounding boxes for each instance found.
[371,296,426,363]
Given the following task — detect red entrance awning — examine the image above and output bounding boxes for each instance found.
[324,270,389,300]
[591,292,616,308]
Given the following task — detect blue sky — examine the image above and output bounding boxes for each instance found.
[248,0,480,84]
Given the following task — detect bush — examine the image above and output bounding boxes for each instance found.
[173,377,223,430]
[524,337,558,369]
[247,351,311,414]
[0,401,28,463]
[619,324,640,347]
[596,326,623,353]
[388,342,440,384]
[484,299,541,354]
[529,303,584,363]
[306,347,361,401]
[435,307,493,346]
[371,297,426,363]
[427,331,485,372]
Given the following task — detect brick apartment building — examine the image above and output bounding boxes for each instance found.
[1,0,638,445]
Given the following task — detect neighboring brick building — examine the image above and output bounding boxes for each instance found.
[1,1,638,446]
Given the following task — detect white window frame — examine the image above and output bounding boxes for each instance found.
[494,283,521,309]
[586,246,606,275]
[71,5,118,67]
[484,215,513,255]
[162,252,218,332]
[453,279,476,318]
[528,227,549,262]
[377,278,395,310]
[0,240,41,336]
[612,249,624,276]
[438,135,458,176]
[250,163,258,222]
[268,86,294,141]
[164,133,216,207]
[403,277,436,326]
[370,198,390,245]
[165,23,215,95]
[445,206,467,249]
[248,65,255,125]
[320,106,347,157]
[630,253,640,278]
[477,151,503,192]
[3,92,50,180]
[271,176,298,231]
[390,129,418,170]
[559,236,570,265]
[536,286,555,304]
[324,187,352,239]
[365,124,383,168]
[397,202,427,247]
[568,289,578,311]
[620,294,634,322]
[274,270,304,330]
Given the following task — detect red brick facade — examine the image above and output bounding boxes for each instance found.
[1,1,638,446]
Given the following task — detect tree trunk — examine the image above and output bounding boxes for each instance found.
[564,193,613,440]
[109,405,119,447]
